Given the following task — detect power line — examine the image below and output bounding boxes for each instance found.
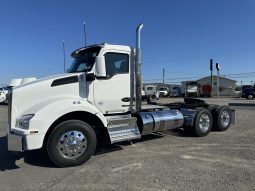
[222,71,255,76]
[164,70,201,75]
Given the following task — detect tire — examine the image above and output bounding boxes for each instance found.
[47,120,97,167]
[213,106,232,131]
[193,108,213,137]
[247,94,253,99]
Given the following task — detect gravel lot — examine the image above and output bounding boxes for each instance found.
[0,98,255,191]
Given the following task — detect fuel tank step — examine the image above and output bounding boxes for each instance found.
[106,115,141,143]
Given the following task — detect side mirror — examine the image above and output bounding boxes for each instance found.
[95,56,106,77]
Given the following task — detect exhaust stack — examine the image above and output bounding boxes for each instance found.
[135,23,144,112]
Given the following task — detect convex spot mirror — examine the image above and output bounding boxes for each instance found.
[95,56,106,77]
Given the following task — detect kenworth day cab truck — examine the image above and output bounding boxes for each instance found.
[7,24,235,167]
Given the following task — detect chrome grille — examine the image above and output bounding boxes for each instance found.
[8,92,12,129]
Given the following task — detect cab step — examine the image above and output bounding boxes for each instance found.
[106,115,141,143]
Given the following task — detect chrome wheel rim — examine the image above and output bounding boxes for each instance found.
[58,130,87,159]
[220,111,230,127]
[248,95,253,99]
[199,114,210,132]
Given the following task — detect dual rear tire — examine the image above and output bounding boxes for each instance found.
[213,106,232,131]
[192,106,232,137]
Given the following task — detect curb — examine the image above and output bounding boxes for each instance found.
[228,103,255,107]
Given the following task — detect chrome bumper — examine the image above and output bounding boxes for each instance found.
[7,133,23,152]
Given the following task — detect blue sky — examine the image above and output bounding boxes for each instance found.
[0,0,255,85]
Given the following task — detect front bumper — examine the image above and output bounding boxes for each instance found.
[7,131,45,152]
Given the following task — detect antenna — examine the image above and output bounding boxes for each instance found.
[83,22,87,47]
[83,21,88,64]
[62,40,66,73]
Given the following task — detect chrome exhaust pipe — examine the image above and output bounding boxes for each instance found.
[135,23,143,112]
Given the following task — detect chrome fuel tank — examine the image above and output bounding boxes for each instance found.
[137,110,184,135]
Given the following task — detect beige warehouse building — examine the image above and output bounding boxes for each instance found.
[197,76,236,96]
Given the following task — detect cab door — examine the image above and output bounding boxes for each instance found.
[93,51,130,114]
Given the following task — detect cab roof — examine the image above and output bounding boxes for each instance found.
[71,43,131,58]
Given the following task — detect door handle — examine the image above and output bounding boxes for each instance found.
[121,97,131,102]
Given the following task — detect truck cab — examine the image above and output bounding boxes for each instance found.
[7,43,134,147]
[8,42,145,167]
[70,44,132,114]
[159,87,169,97]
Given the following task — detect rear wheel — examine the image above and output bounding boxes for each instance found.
[214,106,232,131]
[247,94,253,99]
[47,120,97,167]
[193,108,212,137]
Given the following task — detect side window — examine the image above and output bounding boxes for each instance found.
[104,53,129,77]
[76,63,86,72]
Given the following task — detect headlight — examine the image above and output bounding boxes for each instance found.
[17,114,34,129]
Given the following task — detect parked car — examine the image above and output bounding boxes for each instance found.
[241,86,255,99]
[170,89,180,97]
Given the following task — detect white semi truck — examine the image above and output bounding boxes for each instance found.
[7,24,235,167]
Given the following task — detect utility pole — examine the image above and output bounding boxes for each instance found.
[216,63,220,98]
[62,40,66,73]
[163,68,165,84]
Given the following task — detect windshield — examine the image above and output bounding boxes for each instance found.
[69,47,101,73]
[160,88,168,91]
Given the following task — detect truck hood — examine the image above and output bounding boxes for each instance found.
[11,72,87,120]
[14,73,81,90]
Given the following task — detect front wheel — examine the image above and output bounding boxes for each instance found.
[193,108,213,137]
[47,120,97,167]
